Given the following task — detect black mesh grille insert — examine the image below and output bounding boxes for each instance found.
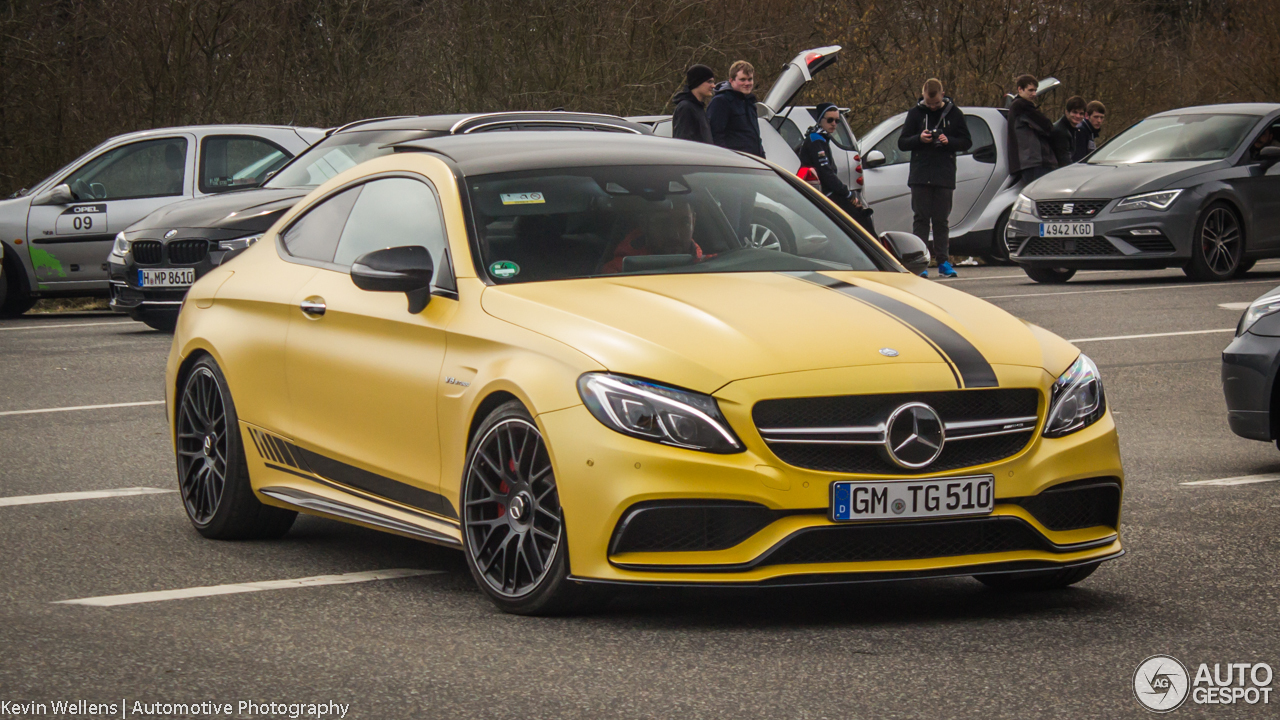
[168,239,209,264]
[1019,237,1120,256]
[610,501,783,554]
[1127,237,1175,253]
[761,517,1051,566]
[1017,480,1121,531]
[1036,200,1109,217]
[132,241,162,265]
[754,389,1039,475]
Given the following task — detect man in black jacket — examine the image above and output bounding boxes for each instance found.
[1051,96,1088,167]
[707,60,765,158]
[671,64,715,144]
[1007,75,1057,184]
[898,78,971,278]
[799,103,876,236]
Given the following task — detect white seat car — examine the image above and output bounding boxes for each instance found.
[0,124,322,316]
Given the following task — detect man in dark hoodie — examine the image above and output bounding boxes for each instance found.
[1007,74,1057,184]
[707,60,765,158]
[1051,96,1089,167]
[898,78,971,278]
[800,102,876,235]
[671,64,715,144]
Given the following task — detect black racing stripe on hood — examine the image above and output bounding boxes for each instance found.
[784,272,999,389]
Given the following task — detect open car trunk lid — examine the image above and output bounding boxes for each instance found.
[760,46,842,114]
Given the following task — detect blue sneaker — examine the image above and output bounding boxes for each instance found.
[919,269,929,278]
[938,261,958,278]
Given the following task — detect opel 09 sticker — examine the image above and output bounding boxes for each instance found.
[500,192,544,205]
[55,204,107,235]
[489,261,520,278]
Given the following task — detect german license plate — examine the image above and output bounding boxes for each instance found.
[1039,222,1093,237]
[138,268,195,287]
[831,475,994,522]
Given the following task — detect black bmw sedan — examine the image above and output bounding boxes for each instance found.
[108,112,650,330]
[1007,103,1280,284]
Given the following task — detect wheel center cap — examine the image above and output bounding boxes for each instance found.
[509,493,530,522]
[202,435,214,457]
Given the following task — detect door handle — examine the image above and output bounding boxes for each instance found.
[300,297,326,318]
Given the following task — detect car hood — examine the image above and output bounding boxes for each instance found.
[128,187,309,233]
[481,271,1077,393]
[1026,161,1217,199]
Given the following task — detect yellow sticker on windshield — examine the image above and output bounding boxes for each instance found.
[501,192,545,205]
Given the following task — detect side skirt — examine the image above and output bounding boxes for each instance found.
[259,486,462,549]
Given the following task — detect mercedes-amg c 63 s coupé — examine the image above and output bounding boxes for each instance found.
[166,132,1124,614]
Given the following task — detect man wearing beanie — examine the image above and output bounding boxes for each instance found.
[672,65,715,144]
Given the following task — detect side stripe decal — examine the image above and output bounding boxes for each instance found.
[784,271,999,389]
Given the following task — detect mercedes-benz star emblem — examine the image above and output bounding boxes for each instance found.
[879,348,899,357]
[884,402,945,469]
[164,229,178,239]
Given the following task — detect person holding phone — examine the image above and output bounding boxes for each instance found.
[897,78,971,278]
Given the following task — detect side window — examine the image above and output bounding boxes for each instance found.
[776,117,804,153]
[960,116,994,156]
[871,126,910,166]
[63,137,188,201]
[200,136,293,194]
[333,177,449,285]
[281,186,362,263]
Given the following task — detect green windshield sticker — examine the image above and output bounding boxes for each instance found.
[489,261,520,279]
[500,192,544,205]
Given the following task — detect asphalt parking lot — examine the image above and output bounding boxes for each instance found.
[3,264,1279,719]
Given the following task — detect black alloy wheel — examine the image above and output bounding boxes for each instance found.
[461,400,595,614]
[1185,203,1243,281]
[986,208,1015,265]
[1023,266,1077,284]
[175,356,295,539]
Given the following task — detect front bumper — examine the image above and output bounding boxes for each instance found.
[542,365,1124,585]
[107,245,231,317]
[1007,198,1199,269]
[1222,330,1280,441]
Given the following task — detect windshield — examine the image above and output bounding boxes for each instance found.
[1088,114,1258,163]
[266,129,439,188]
[468,165,884,283]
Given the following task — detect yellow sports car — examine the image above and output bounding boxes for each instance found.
[166,132,1123,614]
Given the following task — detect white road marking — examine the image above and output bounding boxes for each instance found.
[55,568,443,607]
[1181,473,1280,487]
[0,321,133,331]
[944,260,1280,284]
[1219,302,1251,310]
[0,487,174,507]
[1068,328,1235,343]
[979,278,1277,300]
[0,400,164,417]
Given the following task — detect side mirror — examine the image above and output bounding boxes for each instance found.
[31,183,74,206]
[864,150,886,169]
[1259,146,1280,162]
[350,245,435,314]
[879,231,930,274]
[973,145,998,164]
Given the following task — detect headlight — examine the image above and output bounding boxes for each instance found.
[1237,292,1280,336]
[1043,354,1106,438]
[110,232,130,258]
[1012,194,1036,217]
[577,373,743,453]
[1114,189,1182,212]
[218,234,262,251]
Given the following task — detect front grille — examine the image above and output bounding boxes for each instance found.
[168,239,209,264]
[610,501,787,554]
[1017,479,1121,531]
[1127,237,1175,253]
[754,389,1039,476]
[761,517,1051,566]
[1036,200,1109,217]
[132,241,162,265]
[1018,237,1120,256]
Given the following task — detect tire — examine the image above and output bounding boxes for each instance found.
[175,355,296,539]
[1023,266,1076,284]
[1184,202,1243,281]
[460,400,596,615]
[139,310,178,333]
[985,208,1015,265]
[748,208,798,254]
[974,562,1099,591]
[0,253,35,318]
